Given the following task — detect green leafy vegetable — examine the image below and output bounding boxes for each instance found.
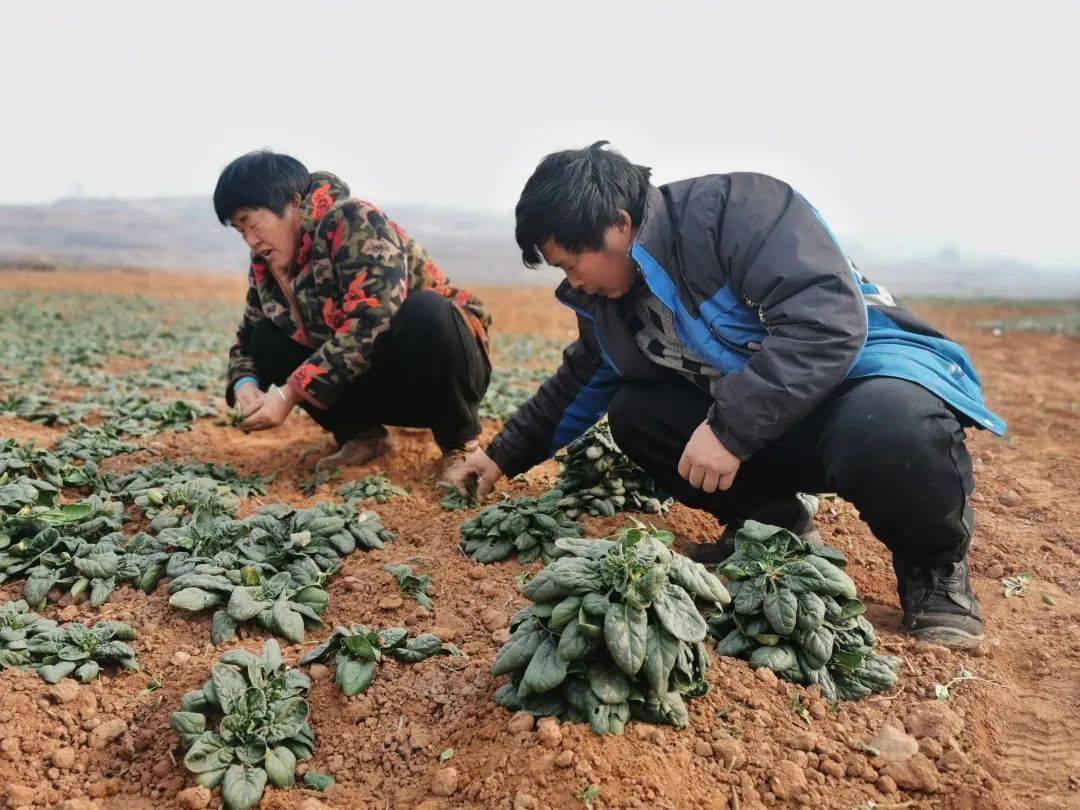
[168,567,328,645]
[338,473,409,504]
[106,460,273,501]
[438,480,479,511]
[492,521,729,735]
[2,609,140,683]
[134,500,392,642]
[171,639,313,809]
[384,563,434,610]
[709,521,901,701]
[554,423,671,518]
[1002,572,1032,598]
[299,624,459,696]
[578,784,600,807]
[302,771,334,791]
[298,469,339,496]
[0,439,92,489]
[459,489,583,565]
[0,598,58,670]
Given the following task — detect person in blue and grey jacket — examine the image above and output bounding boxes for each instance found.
[445,141,1004,648]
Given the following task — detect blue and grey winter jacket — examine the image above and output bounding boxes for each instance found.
[485,173,1005,477]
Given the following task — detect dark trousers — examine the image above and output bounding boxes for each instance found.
[247,290,490,450]
[607,376,976,567]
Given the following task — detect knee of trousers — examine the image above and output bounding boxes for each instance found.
[394,290,456,331]
[392,291,467,354]
[824,411,972,517]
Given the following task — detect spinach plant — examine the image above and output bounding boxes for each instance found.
[299,625,458,696]
[384,564,434,609]
[170,639,313,810]
[27,619,138,683]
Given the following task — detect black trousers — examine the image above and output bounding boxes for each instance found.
[246,290,490,450]
[607,376,976,567]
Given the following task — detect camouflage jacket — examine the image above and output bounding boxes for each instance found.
[225,172,491,408]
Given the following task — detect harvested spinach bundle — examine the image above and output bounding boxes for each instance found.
[338,473,409,504]
[299,625,458,696]
[711,521,901,701]
[459,490,583,565]
[555,423,671,518]
[170,639,313,810]
[26,618,138,683]
[492,523,729,734]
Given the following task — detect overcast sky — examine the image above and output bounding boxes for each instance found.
[2,1,1078,267]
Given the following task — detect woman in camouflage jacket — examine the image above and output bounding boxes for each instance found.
[215,151,491,472]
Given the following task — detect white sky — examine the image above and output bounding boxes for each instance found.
[2,1,1078,267]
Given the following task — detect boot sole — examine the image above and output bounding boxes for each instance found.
[909,624,984,650]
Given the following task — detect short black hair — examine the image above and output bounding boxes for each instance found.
[213,151,310,225]
[514,141,652,267]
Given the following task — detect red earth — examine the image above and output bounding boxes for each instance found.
[0,269,1077,809]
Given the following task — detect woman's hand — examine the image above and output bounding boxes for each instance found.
[239,385,298,432]
[444,448,503,498]
[678,420,741,493]
[234,381,264,417]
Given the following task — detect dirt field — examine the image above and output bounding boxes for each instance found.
[1,269,1078,809]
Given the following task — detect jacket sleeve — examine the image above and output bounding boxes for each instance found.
[707,174,867,459]
[486,314,620,478]
[287,202,406,409]
[224,273,265,406]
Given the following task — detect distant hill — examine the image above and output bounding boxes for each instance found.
[0,196,1075,298]
[852,249,1078,300]
[0,195,556,287]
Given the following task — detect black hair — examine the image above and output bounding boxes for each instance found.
[514,141,652,267]
[213,150,311,225]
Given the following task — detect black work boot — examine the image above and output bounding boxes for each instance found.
[686,493,821,565]
[893,557,983,648]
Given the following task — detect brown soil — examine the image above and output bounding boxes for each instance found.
[1,270,1078,810]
